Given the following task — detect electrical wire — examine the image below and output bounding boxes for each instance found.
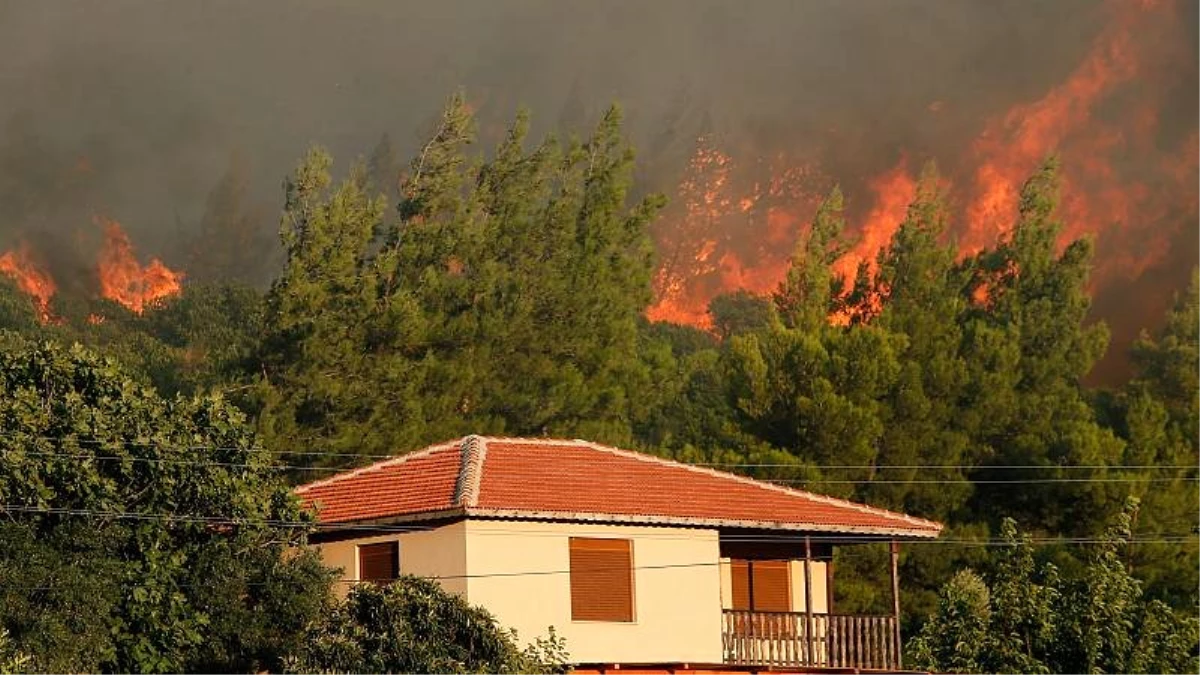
[0,504,1194,545]
[0,430,1195,472]
[3,447,1196,483]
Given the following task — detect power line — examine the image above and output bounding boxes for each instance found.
[4,447,1196,482]
[4,542,1199,595]
[1,430,1196,472]
[0,505,1194,545]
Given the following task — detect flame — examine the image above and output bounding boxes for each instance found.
[646,137,826,327]
[0,244,57,322]
[961,1,1146,255]
[645,0,1192,330]
[832,158,917,289]
[95,217,184,313]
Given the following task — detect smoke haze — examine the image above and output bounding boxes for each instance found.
[0,0,1195,381]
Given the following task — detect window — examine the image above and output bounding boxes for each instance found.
[731,559,791,612]
[358,541,399,585]
[569,537,634,622]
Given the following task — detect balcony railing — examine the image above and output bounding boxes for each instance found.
[722,609,900,670]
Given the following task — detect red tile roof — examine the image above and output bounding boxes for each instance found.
[296,436,942,538]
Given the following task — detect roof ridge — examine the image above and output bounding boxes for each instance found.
[566,439,942,533]
[294,438,464,495]
[452,435,488,507]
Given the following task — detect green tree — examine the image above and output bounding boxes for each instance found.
[256,95,665,467]
[0,628,30,675]
[286,577,568,674]
[367,132,401,199]
[1113,269,1200,607]
[1129,269,1199,442]
[908,502,1199,674]
[0,334,334,672]
[187,152,275,286]
[719,186,901,484]
[865,163,972,519]
[908,570,992,673]
[773,187,849,332]
[0,276,43,334]
[709,291,773,341]
[962,158,1124,534]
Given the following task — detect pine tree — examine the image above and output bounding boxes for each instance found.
[773,186,848,332]
[1111,268,1199,607]
[188,152,274,285]
[254,96,665,465]
[962,157,1124,534]
[366,132,400,199]
[865,162,972,520]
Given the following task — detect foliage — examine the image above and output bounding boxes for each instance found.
[285,577,570,675]
[256,94,665,467]
[187,152,277,286]
[0,628,30,675]
[909,502,1199,674]
[907,569,993,673]
[709,291,773,341]
[0,334,334,673]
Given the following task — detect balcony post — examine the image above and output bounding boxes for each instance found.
[804,535,814,666]
[890,539,902,669]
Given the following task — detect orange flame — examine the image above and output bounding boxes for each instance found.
[832,158,917,288]
[646,137,827,327]
[0,244,57,322]
[962,1,1146,255]
[95,217,184,313]
[646,0,1191,330]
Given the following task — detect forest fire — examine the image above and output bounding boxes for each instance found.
[830,158,917,286]
[0,245,57,322]
[0,221,184,322]
[96,217,184,314]
[646,0,1196,330]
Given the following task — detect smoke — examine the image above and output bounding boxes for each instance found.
[0,0,1194,381]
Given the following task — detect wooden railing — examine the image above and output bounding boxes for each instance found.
[722,609,900,670]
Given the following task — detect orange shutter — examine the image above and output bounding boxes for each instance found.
[731,560,751,610]
[569,537,634,622]
[359,542,398,584]
[730,559,791,612]
[752,561,791,612]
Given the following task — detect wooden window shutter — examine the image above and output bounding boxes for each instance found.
[358,541,399,585]
[730,559,791,612]
[569,537,634,622]
[752,561,791,612]
[731,560,751,610]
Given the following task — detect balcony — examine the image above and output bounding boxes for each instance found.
[722,610,901,670]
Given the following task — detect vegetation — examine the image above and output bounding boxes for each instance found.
[286,578,568,674]
[0,94,1195,673]
[909,500,1199,674]
[0,335,334,672]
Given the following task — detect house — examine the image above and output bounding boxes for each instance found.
[296,436,942,673]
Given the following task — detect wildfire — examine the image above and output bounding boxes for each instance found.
[831,158,917,288]
[645,0,1194,331]
[646,137,827,327]
[961,0,1144,255]
[0,244,57,321]
[96,217,184,314]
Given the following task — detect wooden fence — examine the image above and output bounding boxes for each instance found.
[721,609,900,670]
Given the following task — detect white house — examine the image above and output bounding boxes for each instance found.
[296,435,942,673]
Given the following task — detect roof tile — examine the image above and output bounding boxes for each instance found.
[295,436,942,537]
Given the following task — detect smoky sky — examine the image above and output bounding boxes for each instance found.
[0,0,1195,380]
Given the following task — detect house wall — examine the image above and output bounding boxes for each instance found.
[313,520,469,598]
[788,560,828,613]
[462,519,724,665]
